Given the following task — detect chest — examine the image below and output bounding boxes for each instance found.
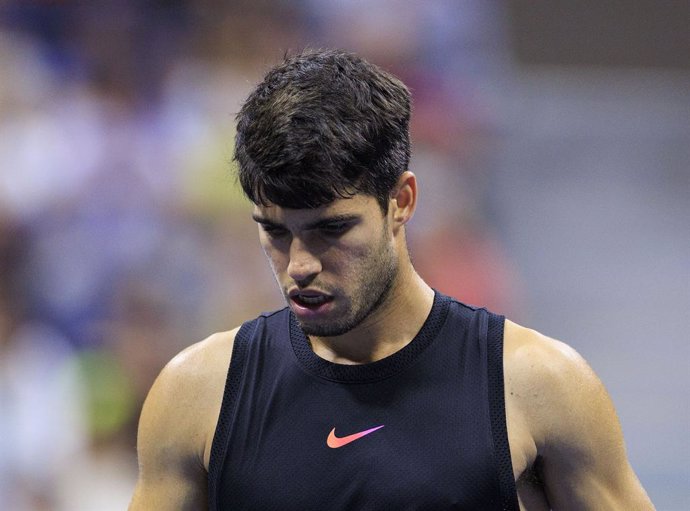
[212,364,509,510]
[208,304,519,510]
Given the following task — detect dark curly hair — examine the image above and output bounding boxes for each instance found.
[234,48,411,212]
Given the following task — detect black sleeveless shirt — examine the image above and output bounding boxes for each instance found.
[208,292,519,510]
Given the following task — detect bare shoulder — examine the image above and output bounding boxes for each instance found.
[142,328,239,463]
[129,328,238,510]
[503,320,655,510]
[503,321,596,409]
[503,319,589,380]
[162,329,238,395]
[503,319,616,450]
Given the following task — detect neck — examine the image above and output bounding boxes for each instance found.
[309,264,435,365]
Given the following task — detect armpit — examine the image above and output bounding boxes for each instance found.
[516,456,550,511]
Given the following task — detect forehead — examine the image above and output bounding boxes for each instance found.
[252,194,380,224]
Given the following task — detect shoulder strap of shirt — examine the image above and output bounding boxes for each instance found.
[207,319,254,511]
[486,311,520,511]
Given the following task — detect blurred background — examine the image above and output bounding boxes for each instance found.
[0,0,687,509]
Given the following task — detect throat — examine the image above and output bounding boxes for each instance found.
[308,281,435,365]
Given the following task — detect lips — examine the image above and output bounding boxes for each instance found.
[288,289,334,314]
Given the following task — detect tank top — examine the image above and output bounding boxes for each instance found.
[208,291,519,510]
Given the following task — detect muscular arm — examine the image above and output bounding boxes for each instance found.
[505,321,654,510]
[129,330,236,510]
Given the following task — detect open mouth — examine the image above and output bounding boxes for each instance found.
[295,295,328,306]
[289,291,334,310]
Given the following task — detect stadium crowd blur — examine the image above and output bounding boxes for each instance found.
[0,1,523,509]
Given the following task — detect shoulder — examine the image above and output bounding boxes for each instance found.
[501,320,655,508]
[137,328,239,469]
[163,329,238,388]
[154,328,238,409]
[502,320,611,449]
[130,328,240,509]
[503,319,594,392]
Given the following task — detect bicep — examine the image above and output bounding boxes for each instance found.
[129,360,209,510]
[506,324,654,511]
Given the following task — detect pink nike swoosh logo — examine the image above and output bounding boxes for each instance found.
[327,425,385,448]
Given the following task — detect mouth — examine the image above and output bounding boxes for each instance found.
[288,290,334,313]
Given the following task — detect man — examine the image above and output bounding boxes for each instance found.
[129,49,654,510]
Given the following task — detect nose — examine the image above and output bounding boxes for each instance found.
[287,237,322,284]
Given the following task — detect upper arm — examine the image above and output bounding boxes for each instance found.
[129,330,236,511]
[506,322,654,510]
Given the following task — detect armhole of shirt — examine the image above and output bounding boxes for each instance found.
[207,320,253,511]
[487,312,521,511]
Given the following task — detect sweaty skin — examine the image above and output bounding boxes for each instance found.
[129,173,654,510]
[129,323,655,510]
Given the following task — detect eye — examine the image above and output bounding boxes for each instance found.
[319,222,351,236]
[261,224,289,238]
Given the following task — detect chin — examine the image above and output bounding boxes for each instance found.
[298,319,353,338]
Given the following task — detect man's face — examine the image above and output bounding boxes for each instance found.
[253,195,399,337]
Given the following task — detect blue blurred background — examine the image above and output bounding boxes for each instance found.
[0,1,688,509]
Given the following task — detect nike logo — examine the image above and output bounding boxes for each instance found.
[327,425,385,448]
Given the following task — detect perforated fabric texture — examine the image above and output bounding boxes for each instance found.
[208,294,520,510]
[289,292,451,383]
[487,312,520,510]
[208,321,253,511]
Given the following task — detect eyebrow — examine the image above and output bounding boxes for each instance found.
[251,214,281,227]
[251,213,360,231]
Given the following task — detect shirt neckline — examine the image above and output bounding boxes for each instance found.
[289,291,450,383]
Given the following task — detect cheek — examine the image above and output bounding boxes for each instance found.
[328,239,382,279]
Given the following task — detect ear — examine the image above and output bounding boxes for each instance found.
[390,171,418,230]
